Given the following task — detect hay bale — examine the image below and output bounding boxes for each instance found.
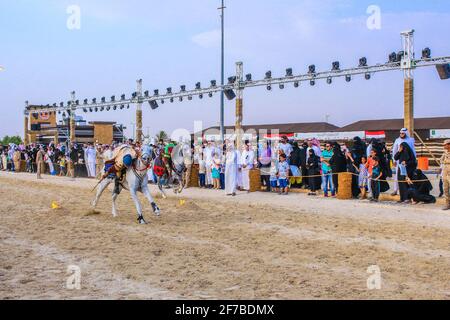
[337,172,353,200]
[249,169,261,192]
[189,164,199,188]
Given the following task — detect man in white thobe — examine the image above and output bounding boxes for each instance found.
[240,143,255,192]
[225,142,239,196]
[86,144,97,178]
[203,141,214,188]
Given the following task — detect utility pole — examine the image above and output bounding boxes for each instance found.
[235,62,244,150]
[401,29,415,134]
[69,91,76,144]
[218,0,226,143]
[136,79,143,143]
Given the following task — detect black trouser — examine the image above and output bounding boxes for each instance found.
[332,174,339,193]
[371,179,380,200]
[398,172,408,201]
[301,166,308,187]
[440,178,444,196]
[260,174,270,191]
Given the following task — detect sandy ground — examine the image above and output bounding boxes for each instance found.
[0,171,449,300]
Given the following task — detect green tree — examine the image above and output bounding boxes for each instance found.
[0,135,22,145]
[155,130,168,142]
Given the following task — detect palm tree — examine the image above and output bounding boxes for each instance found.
[155,130,168,142]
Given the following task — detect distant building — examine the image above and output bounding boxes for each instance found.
[24,105,125,145]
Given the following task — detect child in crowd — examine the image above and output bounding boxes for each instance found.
[58,156,66,177]
[370,156,383,202]
[358,156,369,199]
[198,153,206,188]
[269,159,278,193]
[212,155,221,190]
[365,149,377,198]
[277,154,290,195]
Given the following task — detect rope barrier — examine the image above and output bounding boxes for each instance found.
[260,171,441,183]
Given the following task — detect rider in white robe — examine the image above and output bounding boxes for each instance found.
[225,143,239,195]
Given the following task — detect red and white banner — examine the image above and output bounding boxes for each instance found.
[263,133,294,140]
[365,131,386,139]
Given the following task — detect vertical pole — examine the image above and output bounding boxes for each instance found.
[219,0,225,143]
[69,91,76,144]
[401,30,415,134]
[136,79,143,143]
[235,62,244,150]
[24,114,29,145]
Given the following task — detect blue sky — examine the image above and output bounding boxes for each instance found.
[0,0,449,138]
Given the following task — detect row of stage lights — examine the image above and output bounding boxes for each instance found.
[47,47,433,114]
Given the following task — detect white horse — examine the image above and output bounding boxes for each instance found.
[92,155,161,224]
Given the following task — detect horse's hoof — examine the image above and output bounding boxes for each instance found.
[137,216,147,224]
[151,203,161,216]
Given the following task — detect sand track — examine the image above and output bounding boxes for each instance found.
[0,172,449,299]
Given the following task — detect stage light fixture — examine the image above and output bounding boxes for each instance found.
[119,105,124,110]
[132,92,137,99]
[279,83,285,89]
[327,77,332,84]
[179,96,183,102]
[359,57,368,67]
[106,106,111,111]
[245,74,252,82]
[94,107,98,112]
[208,92,213,98]
[113,105,117,110]
[100,106,105,111]
[422,47,431,59]
[228,76,236,84]
[210,80,217,87]
[365,73,371,80]
[126,104,130,109]
[149,100,159,110]
[389,52,397,63]
[332,61,340,71]
[60,102,64,108]
[161,100,165,104]
[195,82,201,90]
[286,68,293,77]
[89,108,93,112]
[180,85,186,92]
[345,74,352,82]
[62,112,66,117]
[265,71,272,79]
[167,87,172,94]
[294,81,299,88]
[396,51,405,62]
[101,97,106,103]
[111,95,115,102]
[75,100,80,105]
[92,98,97,104]
[83,99,88,105]
[199,93,203,99]
[154,89,159,96]
[144,91,149,97]
[83,108,87,113]
[170,97,174,103]
[310,80,315,86]
[308,65,316,74]
[188,96,193,101]
[267,85,272,91]
[224,89,236,100]
[121,94,125,100]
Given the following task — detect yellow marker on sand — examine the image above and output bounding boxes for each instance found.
[51,201,61,210]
